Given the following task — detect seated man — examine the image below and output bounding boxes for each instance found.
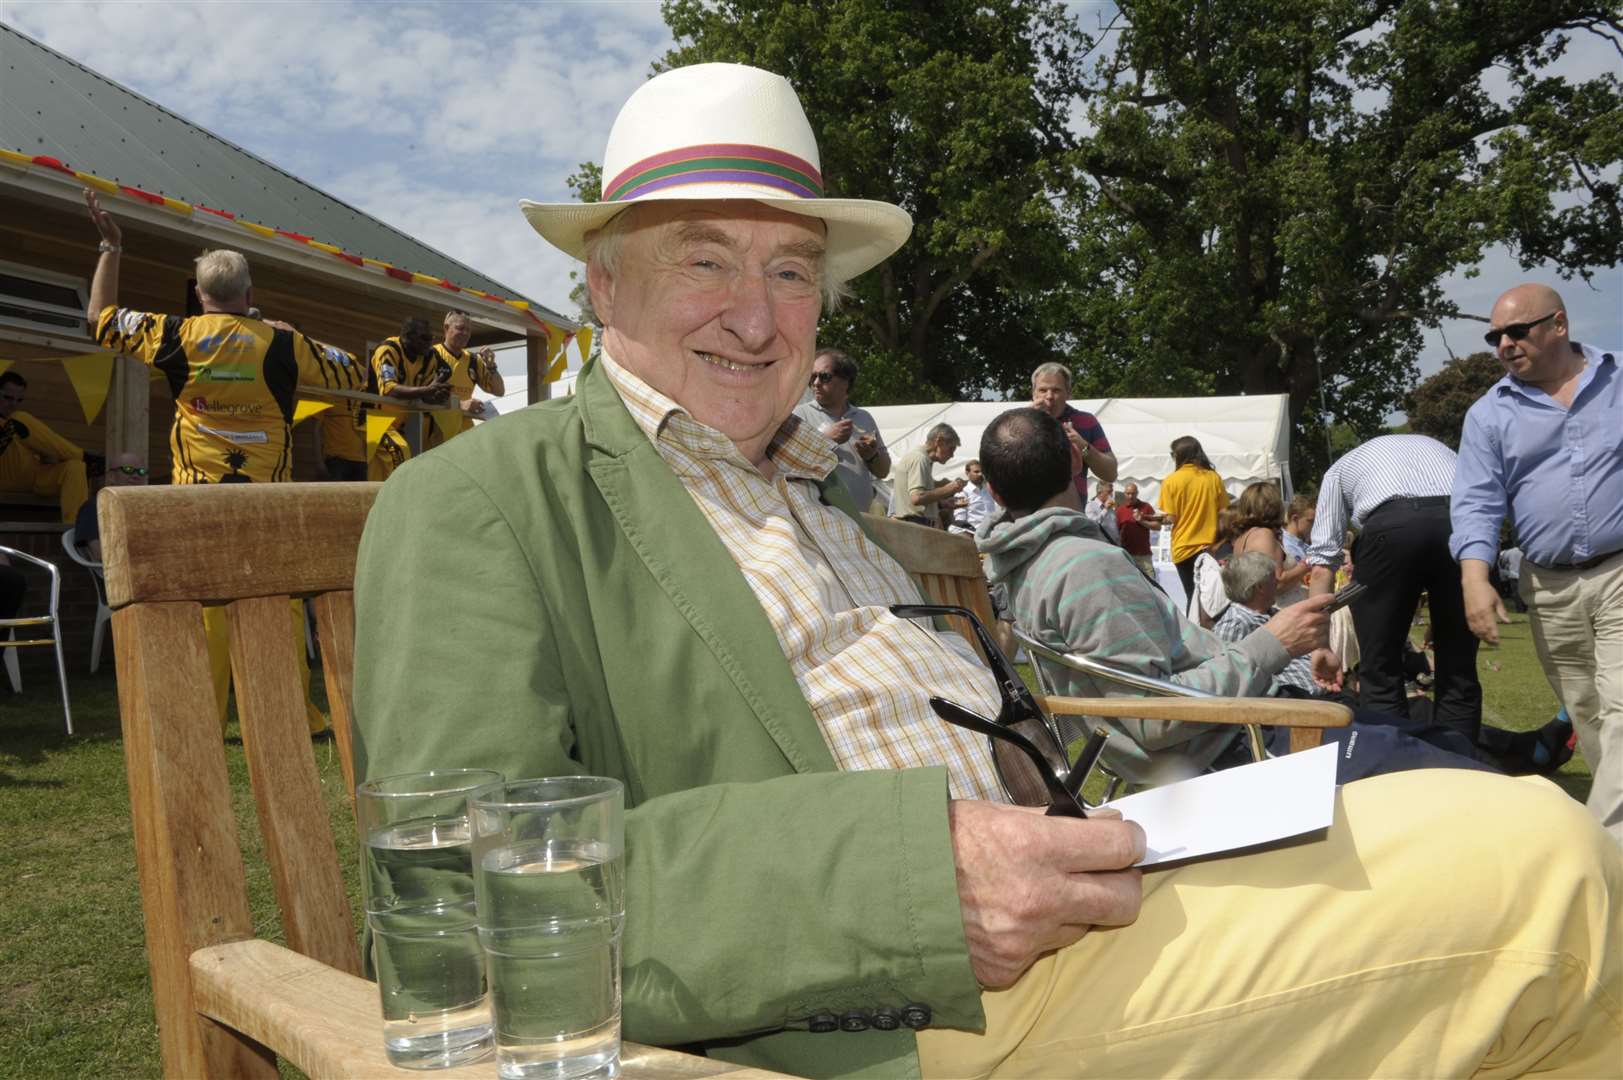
[354,63,1621,1080]
[978,407,1491,786]
[0,371,96,522]
[72,450,148,561]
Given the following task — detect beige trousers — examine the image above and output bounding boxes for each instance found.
[1522,554,1623,844]
[918,770,1621,1078]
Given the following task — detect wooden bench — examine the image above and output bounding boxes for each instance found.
[103,483,784,1079]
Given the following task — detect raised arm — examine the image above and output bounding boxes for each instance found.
[84,189,123,326]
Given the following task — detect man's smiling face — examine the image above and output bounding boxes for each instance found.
[590,201,826,468]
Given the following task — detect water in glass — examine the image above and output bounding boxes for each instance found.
[479,837,625,1080]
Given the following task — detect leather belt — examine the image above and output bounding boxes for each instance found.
[1365,495,1449,518]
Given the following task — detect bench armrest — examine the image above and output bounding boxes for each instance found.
[190,940,790,1079]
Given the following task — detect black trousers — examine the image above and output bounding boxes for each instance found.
[1350,500,1482,741]
[1175,556,1198,603]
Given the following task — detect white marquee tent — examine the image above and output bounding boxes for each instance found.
[864,394,1293,506]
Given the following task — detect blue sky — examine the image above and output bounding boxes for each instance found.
[3,0,1617,388]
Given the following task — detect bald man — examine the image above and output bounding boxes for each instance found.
[1452,283,1623,842]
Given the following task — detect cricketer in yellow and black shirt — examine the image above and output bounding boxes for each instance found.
[431,341,503,438]
[94,307,366,483]
[371,334,445,398]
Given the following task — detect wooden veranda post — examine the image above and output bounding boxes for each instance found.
[526,332,551,404]
[105,355,150,463]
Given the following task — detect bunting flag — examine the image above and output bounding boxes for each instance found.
[575,325,594,367]
[364,413,397,462]
[546,352,569,384]
[293,400,334,425]
[431,408,461,441]
[61,352,117,422]
[4,150,583,340]
[0,360,11,378]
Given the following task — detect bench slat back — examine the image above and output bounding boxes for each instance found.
[103,482,379,1078]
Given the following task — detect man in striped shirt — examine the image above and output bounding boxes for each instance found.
[1305,434,1485,740]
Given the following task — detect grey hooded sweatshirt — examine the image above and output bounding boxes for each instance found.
[978,506,1291,785]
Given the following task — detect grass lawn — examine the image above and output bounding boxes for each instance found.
[0,666,359,1078]
[0,613,1593,1076]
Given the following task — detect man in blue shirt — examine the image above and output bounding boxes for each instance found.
[1451,282,1623,843]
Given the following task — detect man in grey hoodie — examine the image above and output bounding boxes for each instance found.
[975,407,1491,786]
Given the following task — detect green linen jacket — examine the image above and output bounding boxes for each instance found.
[352,357,985,1079]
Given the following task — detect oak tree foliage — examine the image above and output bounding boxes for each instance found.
[564,0,1620,487]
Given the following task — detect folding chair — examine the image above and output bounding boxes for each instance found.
[862,516,1348,801]
[0,544,73,733]
[102,483,781,1079]
[61,526,113,673]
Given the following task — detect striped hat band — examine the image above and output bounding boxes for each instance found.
[604,143,825,203]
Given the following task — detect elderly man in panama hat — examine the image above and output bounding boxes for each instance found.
[353,64,1622,1078]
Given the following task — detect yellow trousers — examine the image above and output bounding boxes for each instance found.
[919,770,1621,1078]
[0,455,88,522]
[202,601,328,735]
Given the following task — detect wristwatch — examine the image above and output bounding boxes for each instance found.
[98,240,122,254]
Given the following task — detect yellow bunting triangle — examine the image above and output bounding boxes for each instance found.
[0,360,11,378]
[293,400,334,425]
[546,352,568,383]
[364,412,396,462]
[61,351,116,423]
[432,408,460,441]
[575,325,594,366]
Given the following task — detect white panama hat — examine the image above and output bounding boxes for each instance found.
[520,63,913,284]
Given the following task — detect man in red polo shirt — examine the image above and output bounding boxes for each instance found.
[1115,481,1164,577]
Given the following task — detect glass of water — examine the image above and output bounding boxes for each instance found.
[470,776,626,1080]
[357,768,503,1069]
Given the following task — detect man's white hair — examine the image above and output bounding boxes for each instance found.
[1221,551,1278,606]
[583,204,849,309]
[1031,361,1071,388]
[194,249,251,305]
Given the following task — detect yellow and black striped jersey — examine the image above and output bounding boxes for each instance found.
[372,336,445,396]
[95,307,365,484]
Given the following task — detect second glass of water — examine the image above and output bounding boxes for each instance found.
[471,776,626,1080]
[358,767,503,1070]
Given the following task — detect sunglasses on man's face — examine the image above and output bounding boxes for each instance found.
[114,465,148,477]
[1483,310,1557,348]
[892,603,1109,818]
[809,371,841,384]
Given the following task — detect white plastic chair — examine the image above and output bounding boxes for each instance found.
[0,544,73,734]
[61,527,113,673]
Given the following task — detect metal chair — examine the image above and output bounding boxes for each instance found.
[61,526,113,673]
[1010,624,1348,801]
[0,545,73,734]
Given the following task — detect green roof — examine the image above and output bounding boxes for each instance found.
[0,22,564,321]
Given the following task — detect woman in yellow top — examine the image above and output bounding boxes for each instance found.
[1159,435,1229,601]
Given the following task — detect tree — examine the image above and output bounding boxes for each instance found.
[626,0,1091,402]
[1404,352,1506,449]
[1059,0,1623,481]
